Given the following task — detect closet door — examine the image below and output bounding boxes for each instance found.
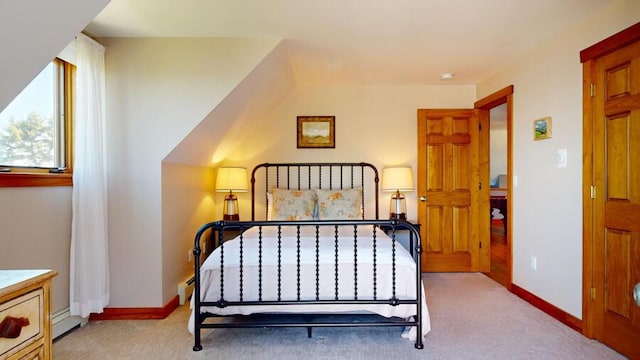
[583,22,640,359]
[591,39,640,359]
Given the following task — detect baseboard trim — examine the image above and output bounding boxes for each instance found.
[510,283,582,332]
[89,295,179,320]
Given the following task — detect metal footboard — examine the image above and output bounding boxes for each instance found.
[191,219,423,351]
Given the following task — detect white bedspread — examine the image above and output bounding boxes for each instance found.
[188,225,431,341]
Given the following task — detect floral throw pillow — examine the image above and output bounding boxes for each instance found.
[316,188,363,220]
[271,188,317,220]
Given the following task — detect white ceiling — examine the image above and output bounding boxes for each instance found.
[85,0,610,85]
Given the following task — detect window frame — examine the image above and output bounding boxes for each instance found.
[0,58,74,187]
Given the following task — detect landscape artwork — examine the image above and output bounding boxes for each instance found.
[533,117,552,140]
[297,116,335,148]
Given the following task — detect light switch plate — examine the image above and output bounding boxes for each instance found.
[557,148,567,168]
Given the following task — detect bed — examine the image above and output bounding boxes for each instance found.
[189,162,430,351]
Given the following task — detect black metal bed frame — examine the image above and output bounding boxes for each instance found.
[251,162,380,221]
[192,163,424,351]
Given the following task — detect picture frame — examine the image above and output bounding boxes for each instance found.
[533,117,552,140]
[297,116,335,148]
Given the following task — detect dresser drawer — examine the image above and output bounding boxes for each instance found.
[0,289,44,358]
[16,344,44,360]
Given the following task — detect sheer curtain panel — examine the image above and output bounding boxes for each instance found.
[70,33,109,317]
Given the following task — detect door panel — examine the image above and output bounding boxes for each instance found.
[453,144,470,189]
[453,206,470,252]
[592,39,640,359]
[417,109,489,272]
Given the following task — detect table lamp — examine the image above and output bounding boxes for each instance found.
[215,167,248,221]
[382,167,414,220]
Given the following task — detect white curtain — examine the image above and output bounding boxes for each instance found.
[70,33,109,317]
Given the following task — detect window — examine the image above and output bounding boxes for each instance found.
[0,58,74,187]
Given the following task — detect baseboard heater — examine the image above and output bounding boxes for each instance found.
[178,275,195,305]
[52,307,87,340]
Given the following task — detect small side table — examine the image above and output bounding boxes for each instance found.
[380,221,421,257]
[209,226,243,253]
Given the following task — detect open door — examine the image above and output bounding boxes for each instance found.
[417,109,489,272]
[475,86,514,289]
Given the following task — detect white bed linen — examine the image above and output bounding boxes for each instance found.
[188,225,431,341]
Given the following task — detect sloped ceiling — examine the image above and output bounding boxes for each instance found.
[0,0,110,111]
[163,42,295,166]
[85,0,610,85]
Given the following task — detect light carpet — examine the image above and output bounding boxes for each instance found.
[53,273,626,359]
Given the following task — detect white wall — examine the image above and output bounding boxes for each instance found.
[101,37,280,307]
[216,84,476,221]
[161,162,215,303]
[477,0,640,318]
[489,127,507,183]
[489,104,507,183]
[165,42,296,167]
[0,187,72,312]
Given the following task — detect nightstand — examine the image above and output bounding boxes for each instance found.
[209,226,243,253]
[380,221,421,257]
[195,225,244,267]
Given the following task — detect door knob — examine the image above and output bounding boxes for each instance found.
[420,196,427,202]
[634,283,640,307]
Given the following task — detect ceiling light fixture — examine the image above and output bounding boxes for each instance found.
[440,73,454,81]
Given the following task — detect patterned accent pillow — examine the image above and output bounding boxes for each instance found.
[316,188,363,220]
[271,188,317,220]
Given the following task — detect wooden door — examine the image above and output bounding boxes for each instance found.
[417,109,489,272]
[589,38,640,358]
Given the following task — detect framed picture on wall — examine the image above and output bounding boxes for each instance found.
[297,116,335,148]
[533,117,552,140]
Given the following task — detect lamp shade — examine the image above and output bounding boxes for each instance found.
[215,167,248,193]
[381,167,414,192]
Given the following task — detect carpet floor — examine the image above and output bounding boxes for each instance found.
[53,273,626,359]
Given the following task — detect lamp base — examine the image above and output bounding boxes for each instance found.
[390,213,407,220]
[223,214,239,221]
[222,192,239,221]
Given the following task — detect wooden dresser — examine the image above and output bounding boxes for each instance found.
[0,270,57,360]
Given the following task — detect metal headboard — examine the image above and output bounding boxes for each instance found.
[250,162,380,221]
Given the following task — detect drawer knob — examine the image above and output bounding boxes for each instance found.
[0,315,30,339]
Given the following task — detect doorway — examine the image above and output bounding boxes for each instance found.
[475,86,513,289]
[488,104,508,287]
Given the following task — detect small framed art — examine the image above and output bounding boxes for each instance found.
[533,117,552,140]
[297,116,335,148]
